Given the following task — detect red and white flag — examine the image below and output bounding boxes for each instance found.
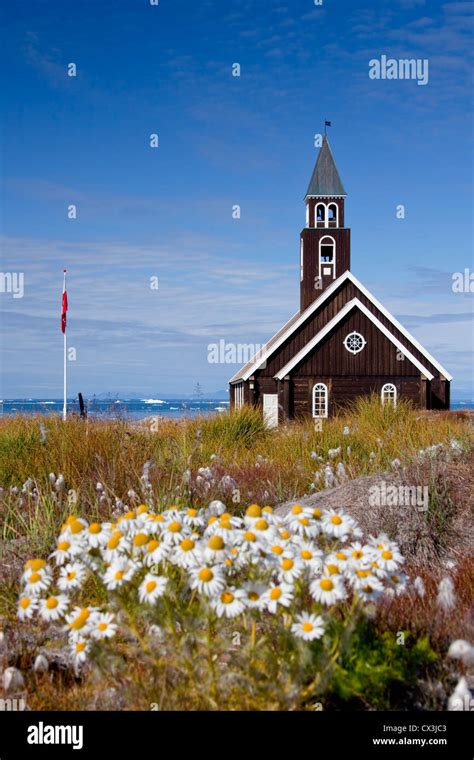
[61,270,68,333]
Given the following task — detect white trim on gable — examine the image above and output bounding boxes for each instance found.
[229,269,452,384]
[274,298,435,380]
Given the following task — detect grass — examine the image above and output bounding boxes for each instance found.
[0,397,472,711]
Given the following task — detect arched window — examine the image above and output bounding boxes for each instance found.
[319,236,335,263]
[327,203,338,226]
[316,203,326,227]
[312,383,328,418]
[381,383,397,408]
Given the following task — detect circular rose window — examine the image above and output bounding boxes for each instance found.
[343,331,366,354]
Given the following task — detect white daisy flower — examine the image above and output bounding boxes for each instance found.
[22,559,52,583]
[242,582,266,609]
[138,573,168,604]
[211,587,246,618]
[17,595,38,620]
[291,612,325,641]
[58,562,87,592]
[386,572,408,595]
[163,519,190,545]
[103,530,131,562]
[65,607,96,638]
[263,582,294,614]
[183,507,206,529]
[39,594,69,622]
[50,539,78,566]
[143,537,169,567]
[86,521,111,548]
[103,560,138,591]
[296,542,323,573]
[170,537,202,568]
[310,576,347,606]
[347,542,373,569]
[189,565,226,596]
[23,568,52,596]
[278,554,304,584]
[288,512,319,539]
[70,637,90,666]
[356,576,384,601]
[203,534,231,564]
[321,509,357,540]
[90,612,118,640]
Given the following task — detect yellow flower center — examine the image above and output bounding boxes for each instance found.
[20,597,31,609]
[301,550,313,560]
[187,508,198,517]
[320,579,334,591]
[313,508,322,519]
[299,517,309,526]
[137,504,148,515]
[326,564,340,575]
[88,523,101,534]
[208,535,225,551]
[98,623,108,631]
[70,609,90,630]
[70,520,84,535]
[246,504,261,517]
[76,642,87,652]
[168,521,182,533]
[28,572,42,584]
[255,519,269,531]
[262,506,273,514]
[363,585,374,593]
[208,516,218,525]
[281,558,294,571]
[356,569,370,578]
[67,571,76,581]
[244,531,256,542]
[336,552,347,561]
[352,550,363,560]
[330,515,342,525]
[25,559,46,572]
[291,504,303,515]
[248,591,259,601]
[107,533,122,550]
[46,597,59,609]
[269,588,282,601]
[221,592,234,605]
[279,529,290,540]
[114,571,124,581]
[147,540,160,553]
[146,580,157,593]
[381,550,393,560]
[198,568,213,583]
[57,541,70,551]
[271,545,284,555]
[133,533,148,547]
[302,622,314,633]
[180,538,195,552]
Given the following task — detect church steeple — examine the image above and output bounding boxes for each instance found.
[305,135,346,198]
[300,137,351,310]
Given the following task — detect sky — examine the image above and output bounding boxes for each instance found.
[0,0,473,399]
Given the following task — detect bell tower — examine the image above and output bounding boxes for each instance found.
[300,136,351,311]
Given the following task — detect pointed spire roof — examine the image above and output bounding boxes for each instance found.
[305,135,346,197]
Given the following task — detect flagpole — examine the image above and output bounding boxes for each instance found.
[63,270,67,422]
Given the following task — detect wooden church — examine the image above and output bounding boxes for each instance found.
[229,136,452,426]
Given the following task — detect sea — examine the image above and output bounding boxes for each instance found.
[0,398,472,421]
[0,398,230,420]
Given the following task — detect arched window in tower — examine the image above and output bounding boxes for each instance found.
[327,202,338,227]
[319,236,336,279]
[381,383,397,408]
[312,383,328,418]
[316,203,326,227]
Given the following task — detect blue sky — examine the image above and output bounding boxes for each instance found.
[1,0,473,398]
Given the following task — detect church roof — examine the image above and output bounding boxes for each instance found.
[305,135,346,197]
[228,271,453,383]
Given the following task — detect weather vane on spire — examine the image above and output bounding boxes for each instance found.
[324,120,332,136]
